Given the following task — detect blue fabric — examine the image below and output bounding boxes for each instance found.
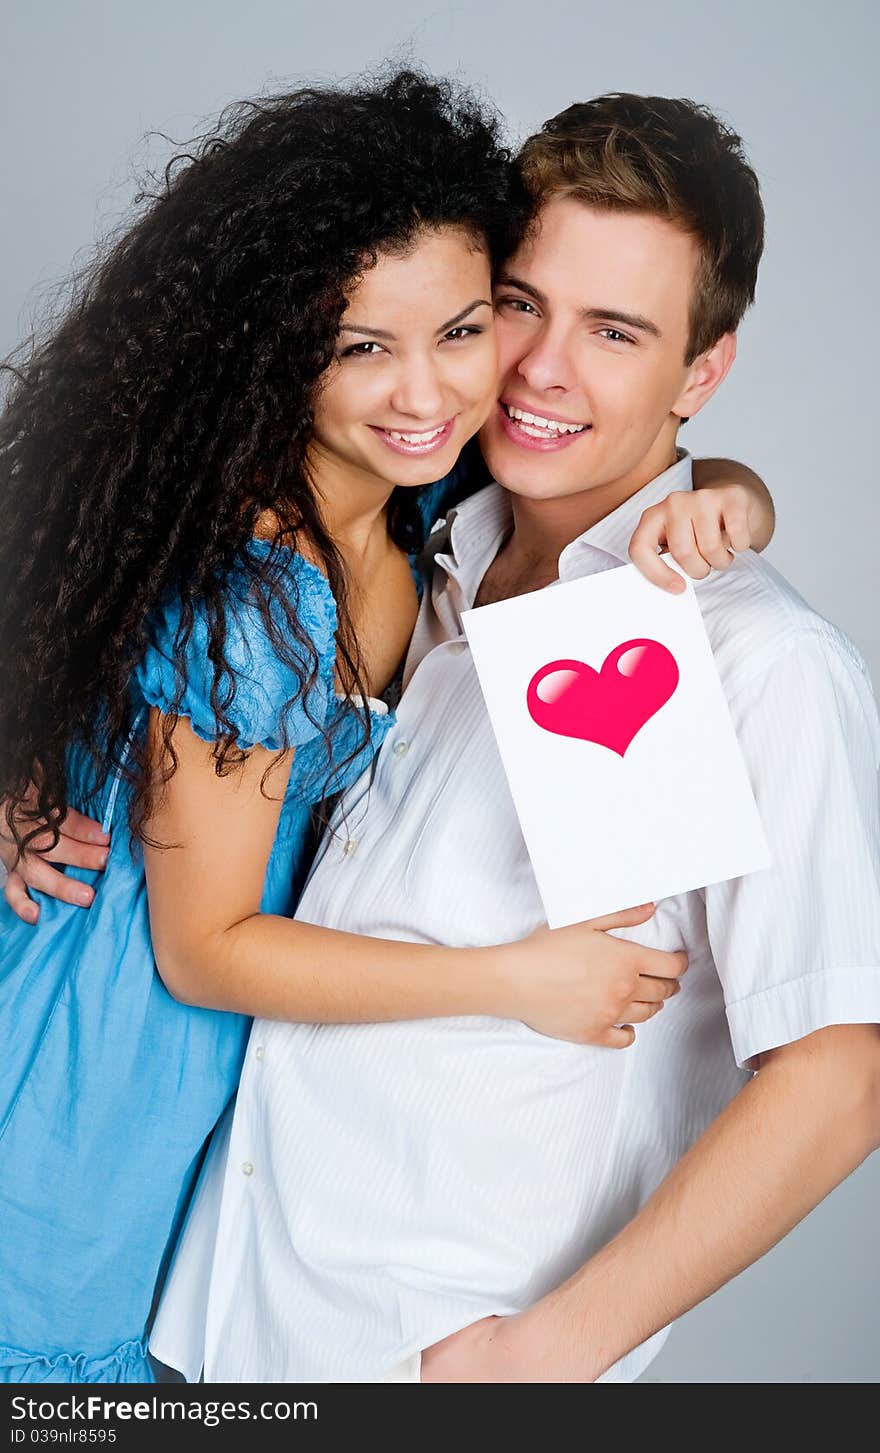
[0,476,464,1385]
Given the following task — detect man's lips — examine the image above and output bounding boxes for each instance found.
[370,418,455,456]
[496,401,592,452]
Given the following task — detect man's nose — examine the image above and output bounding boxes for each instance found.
[389,358,445,419]
[515,329,577,395]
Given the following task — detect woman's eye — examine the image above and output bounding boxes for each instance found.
[443,325,483,342]
[341,341,384,358]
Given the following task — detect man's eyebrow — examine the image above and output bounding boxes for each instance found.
[496,275,662,340]
[495,274,548,306]
[580,307,662,339]
[339,299,491,342]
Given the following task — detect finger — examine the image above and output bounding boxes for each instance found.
[693,516,735,572]
[665,516,711,580]
[1,823,56,858]
[724,508,751,553]
[41,837,109,872]
[15,857,95,908]
[599,1024,636,1049]
[636,947,689,979]
[7,818,108,868]
[634,974,682,1002]
[588,902,655,933]
[4,871,40,925]
[60,808,111,846]
[628,522,686,595]
[625,1000,665,1024]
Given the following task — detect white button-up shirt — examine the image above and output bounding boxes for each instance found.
[151,454,880,1384]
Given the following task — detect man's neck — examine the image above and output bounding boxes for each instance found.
[476,442,679,607]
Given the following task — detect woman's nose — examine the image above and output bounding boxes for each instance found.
[388,358,445,420]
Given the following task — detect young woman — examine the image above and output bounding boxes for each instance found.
[0,71,774,1383]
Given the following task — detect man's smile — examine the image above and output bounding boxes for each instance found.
[498,399,592,451]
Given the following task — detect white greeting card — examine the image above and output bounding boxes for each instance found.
[462,563,771,928]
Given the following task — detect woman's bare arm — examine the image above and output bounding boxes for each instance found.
[143,710,686,1042]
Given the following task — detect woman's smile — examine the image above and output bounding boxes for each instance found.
[369,417,456,455]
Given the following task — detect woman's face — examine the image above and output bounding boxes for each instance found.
[311,226,498,491]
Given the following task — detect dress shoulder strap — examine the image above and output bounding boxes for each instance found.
[100,708,147,835]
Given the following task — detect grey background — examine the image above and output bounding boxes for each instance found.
[2,0,877,1383]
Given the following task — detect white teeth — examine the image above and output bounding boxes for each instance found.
[387,425,445,444]
[506,405,587,435]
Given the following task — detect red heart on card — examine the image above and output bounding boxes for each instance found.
[527,640,679,757]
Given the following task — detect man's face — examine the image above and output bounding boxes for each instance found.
[480,197,725,504]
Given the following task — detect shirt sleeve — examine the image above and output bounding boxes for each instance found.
[705,631,880,1069]
[132,565,336,753]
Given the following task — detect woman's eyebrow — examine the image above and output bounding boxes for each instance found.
[339,298,491,342]
[434,298,492,334]
[339,323,395,340]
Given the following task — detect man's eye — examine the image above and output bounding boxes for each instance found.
[443,325,484,342]
[599,328,634,345]
[496,297,539,316]
[341,341,384,358]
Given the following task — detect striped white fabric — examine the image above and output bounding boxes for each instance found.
[151,454,880,1384]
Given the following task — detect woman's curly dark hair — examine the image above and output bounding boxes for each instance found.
[0,68,531,857]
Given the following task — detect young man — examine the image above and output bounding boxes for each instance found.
[147,94,880,1383]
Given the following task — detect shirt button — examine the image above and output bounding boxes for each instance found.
[254,1046,265,1062]
[393,740,409,757]
[342,838,359,858]
[241,1161,254,1177]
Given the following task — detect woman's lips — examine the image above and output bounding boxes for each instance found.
[496,401,591,452]
[371,418,455,456]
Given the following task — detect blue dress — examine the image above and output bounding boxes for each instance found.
[0,475,463,1383]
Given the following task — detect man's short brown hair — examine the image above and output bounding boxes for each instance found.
[518,94,764,363]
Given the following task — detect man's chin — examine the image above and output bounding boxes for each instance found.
[499,474,589,502]
[479,428,586,499]
[481,443,588,500]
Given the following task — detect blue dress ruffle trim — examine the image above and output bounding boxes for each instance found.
[0,1337,154,1384]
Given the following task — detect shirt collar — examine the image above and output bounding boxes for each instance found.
[558,450,693,578]
[430,482,513,608]
[435,451,693,597]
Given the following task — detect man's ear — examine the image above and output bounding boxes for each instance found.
[672,332,737,421]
